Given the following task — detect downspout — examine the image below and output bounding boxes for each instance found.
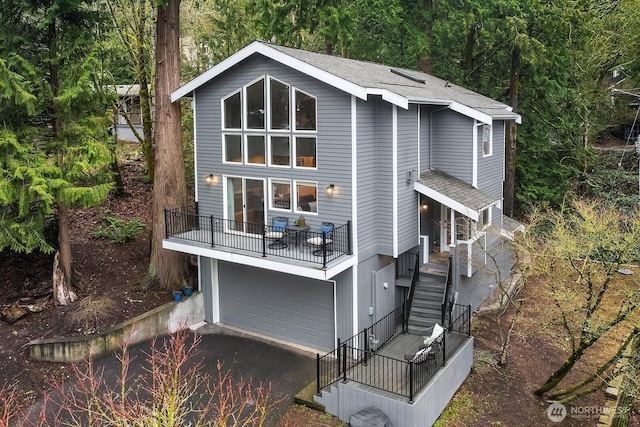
[351,96,359,342]
[392,105,398,257]
[473,120,482,188]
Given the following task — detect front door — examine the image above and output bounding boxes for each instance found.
[225,176,265,234]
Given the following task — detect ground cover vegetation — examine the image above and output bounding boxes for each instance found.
[2,0,640,425]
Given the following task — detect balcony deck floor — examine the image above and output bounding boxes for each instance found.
[167,229,347,269]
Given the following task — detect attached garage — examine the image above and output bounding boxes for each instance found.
[218,262,336,352]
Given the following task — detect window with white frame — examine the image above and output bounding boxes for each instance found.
[270,179,291,210]
[224,134,242,163]
[295,181,317,214]
[270,136,290,166]
[221,76,317,168]
[482,125,492,156]
[479,207,492,229]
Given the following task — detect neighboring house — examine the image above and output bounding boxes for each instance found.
[166,41,521,426]
[111,84,144,142]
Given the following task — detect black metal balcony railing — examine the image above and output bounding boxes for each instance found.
[316,303,471,402]
[164,205,352,269]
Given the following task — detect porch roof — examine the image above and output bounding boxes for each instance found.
[414,169,499,222]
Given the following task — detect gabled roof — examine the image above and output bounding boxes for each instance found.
[171,41,521,125]
[414,169,499,222]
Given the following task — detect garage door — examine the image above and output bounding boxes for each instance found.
[218,262,335,352]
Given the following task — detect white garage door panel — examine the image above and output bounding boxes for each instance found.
[219,263,335,352]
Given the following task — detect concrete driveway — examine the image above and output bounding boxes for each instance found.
[25,324,318,426]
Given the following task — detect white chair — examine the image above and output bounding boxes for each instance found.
[307,222,334,255]
[265,217,288,249]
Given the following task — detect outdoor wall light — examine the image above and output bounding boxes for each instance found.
[326,184,335,195]
[205,174,216,185]
[421,202,428,211]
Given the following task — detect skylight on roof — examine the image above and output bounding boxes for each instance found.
[390,68,425,84]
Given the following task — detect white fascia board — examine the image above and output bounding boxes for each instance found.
[413,181,480,221]
[493,113,522,124]
[449,101,493,125]
[367,88,410,110]
[172,41,368,102]
[392,106,399,257]
[163,239,356,280]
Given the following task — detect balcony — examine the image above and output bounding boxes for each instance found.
[164,205,352,269]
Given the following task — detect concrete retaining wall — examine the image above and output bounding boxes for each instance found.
[27,292,205,363]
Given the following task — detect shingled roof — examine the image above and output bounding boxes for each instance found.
[415,169,499,221]
[172,41,521,124]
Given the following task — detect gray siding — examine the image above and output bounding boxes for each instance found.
[199,257,214,322]
[477,120,505,199]
[431,110,473,183]
[419,105,431,170]
[334,268,354,341]
[193,54,353,231]
[218,261,335,351]
[396,105,419,255]
[356,96,394,259]
[356,254,395,332]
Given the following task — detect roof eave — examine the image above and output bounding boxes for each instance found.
[171,41,369,103]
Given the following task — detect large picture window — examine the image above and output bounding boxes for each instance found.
[295,90,316,130]
[222,76,317,168]
[223,91,241,129]
[246,79,265,129]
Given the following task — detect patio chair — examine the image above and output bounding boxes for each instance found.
[404,323,444,364]
[265,217,288,249]
[306,222,334,256]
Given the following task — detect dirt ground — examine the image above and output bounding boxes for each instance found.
[0,143,631,426]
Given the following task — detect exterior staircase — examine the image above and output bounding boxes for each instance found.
[407,264,448,335]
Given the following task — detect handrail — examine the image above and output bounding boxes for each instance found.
[316,304,404,394]
[316,304,471,399]
[164,205,352,269]
[404,252,420,331]
[441,254,454,326]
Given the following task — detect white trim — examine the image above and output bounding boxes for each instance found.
[392,105,399,257]
[163,239,357,281]
[221,89,242,131]
[351,96,358,260]
[243,76,266,131]
[352,264,359,341]
[331,280,338,349]
[351,96,359,340]
[293,87,318,132]
[192,96,199,201]
[414,180,480,222]
[269,178,292,211]
[472,121,479,188]
[482,124,493,158]
[293,179,319,215]
[267,76,291,132]
[210,257,220,322]
[171,41,368,102]
[366,88,409,110]
[267,134,291,168]
[449,101,492,125]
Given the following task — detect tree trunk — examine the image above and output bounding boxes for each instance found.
[418,0,433,74]
[53,250,77,305]
[57,201,73,286]
[146,0,189,290]
[503,46,520,217]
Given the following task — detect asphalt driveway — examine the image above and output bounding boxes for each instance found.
[25,324,318,426]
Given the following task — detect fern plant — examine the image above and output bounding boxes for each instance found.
[92,216,146,243]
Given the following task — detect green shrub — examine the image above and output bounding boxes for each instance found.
[92,216,146,243]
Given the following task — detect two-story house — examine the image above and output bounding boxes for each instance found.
[166,41,521,426]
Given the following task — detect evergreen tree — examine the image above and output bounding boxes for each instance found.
[0,0,113,304]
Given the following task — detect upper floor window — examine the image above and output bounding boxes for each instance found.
[295,89,316,131]
[223,91,241,129]
[482,125,492,157]
[295,181,318,213]
[222,76,317,169]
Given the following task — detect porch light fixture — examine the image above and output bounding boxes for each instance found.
[326,184,335,195]
[205,174,216,185]
[421,202,428,211]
